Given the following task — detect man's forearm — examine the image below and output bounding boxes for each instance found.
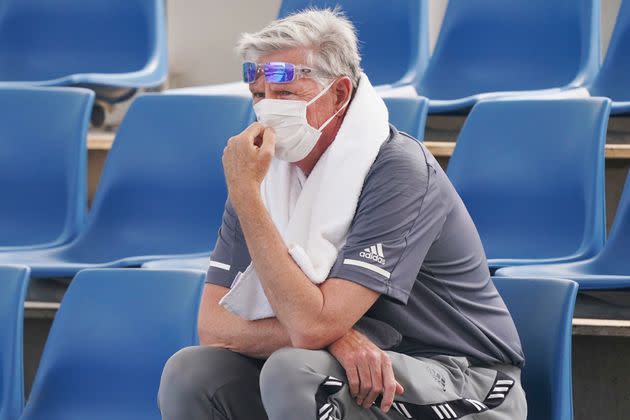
[233,192,328,342]
[199,284,291,359]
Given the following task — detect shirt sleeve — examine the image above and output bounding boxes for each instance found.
[206,199,252,288]
[329,143,448,304]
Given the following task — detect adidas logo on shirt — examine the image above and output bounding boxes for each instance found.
[359,243,386,265]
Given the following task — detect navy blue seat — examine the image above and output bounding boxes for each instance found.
[492,277,577,420]
[589,0,630,114]
[416,0,600,113]
[0,266,29,420]
[0,0,167,96]
[496,170,630,289]
[20,269,205,420]
[447,98,609,272]
[0,87,93,251]
[0,94,251,278]
[172,0,428,95]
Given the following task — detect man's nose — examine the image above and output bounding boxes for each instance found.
[264,83,278,99]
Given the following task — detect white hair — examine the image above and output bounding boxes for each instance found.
[236,8,362,87]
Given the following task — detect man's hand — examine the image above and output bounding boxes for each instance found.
[222,122,275,210]
[328,329,404,413]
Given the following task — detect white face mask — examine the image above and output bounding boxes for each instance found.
[253,80,349,162]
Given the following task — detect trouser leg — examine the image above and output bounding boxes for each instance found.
[158,346,268,420]
[259,348,527,420]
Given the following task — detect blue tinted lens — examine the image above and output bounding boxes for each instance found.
[264,62,295,83]
[243,62,257,83]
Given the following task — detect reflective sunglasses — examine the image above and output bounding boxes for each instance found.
[242,61,318,84]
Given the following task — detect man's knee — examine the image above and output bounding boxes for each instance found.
[260,348,308,391]
[158,346,211,407]
[260,348,332,418]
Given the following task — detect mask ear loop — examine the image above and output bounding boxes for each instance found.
[306,79,336,106]
[312,79,352,132]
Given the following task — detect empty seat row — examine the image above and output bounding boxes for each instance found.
[0,266,578,420]
[182,0,630,115]
[3,0,630,117]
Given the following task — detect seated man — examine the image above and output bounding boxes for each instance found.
[158,8,527,420]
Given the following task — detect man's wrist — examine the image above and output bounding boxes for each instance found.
[230,184,262,212]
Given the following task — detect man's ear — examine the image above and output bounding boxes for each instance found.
[334,76,353,110]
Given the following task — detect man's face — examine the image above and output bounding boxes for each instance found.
[249,48,337,130]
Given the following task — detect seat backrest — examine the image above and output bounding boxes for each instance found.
[594,170,630,273]
[62,94,252,263]
[0,265,29,420]
[278,0,428,87]
[589,0,630,101]
[447,98,609,262]
[382,96,429,140]
[492,276,577,420]
[0,87,93,248]
[0,0,162,82]
[21,269,205,420]
[419,0,600,100]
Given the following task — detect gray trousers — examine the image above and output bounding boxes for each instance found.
[158,346,527,420]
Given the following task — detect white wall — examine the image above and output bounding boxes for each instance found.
[167,0,622,89]
[167,0,281,88]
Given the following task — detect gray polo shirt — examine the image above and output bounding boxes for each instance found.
[207,126,524,367]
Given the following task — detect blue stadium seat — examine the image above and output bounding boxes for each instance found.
[382,96,429,140]
[278,0,428,88]
[142,95,429,271]
[0,265,29,420]
[447,98,610,272]
[589,0,630,114]
[496,170,630,289]
[172,0,428,94]
[0,87,94,251]
[416,0,600,113]
[20,269,205,420]
[0,94,251,278]
[492,276,577,420]
[0,0,167,95]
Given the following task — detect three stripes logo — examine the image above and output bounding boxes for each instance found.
[359,243,386,265]
[485,378,515,402]
[430,403,459,419]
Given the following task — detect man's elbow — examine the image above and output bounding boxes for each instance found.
[289,325,346,350]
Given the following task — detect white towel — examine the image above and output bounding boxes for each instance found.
[220,74,390,320]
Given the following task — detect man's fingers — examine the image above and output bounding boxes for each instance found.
[379,356,397,412]
[363,355,383,408]
[356,356,372,406]
[345,364,360,398]
[242,122,266,140]
[395,382,405,395]
[260,127,276,156]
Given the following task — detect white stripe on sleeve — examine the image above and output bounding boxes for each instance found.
[343,259,391,279]
[209,261,231,271]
